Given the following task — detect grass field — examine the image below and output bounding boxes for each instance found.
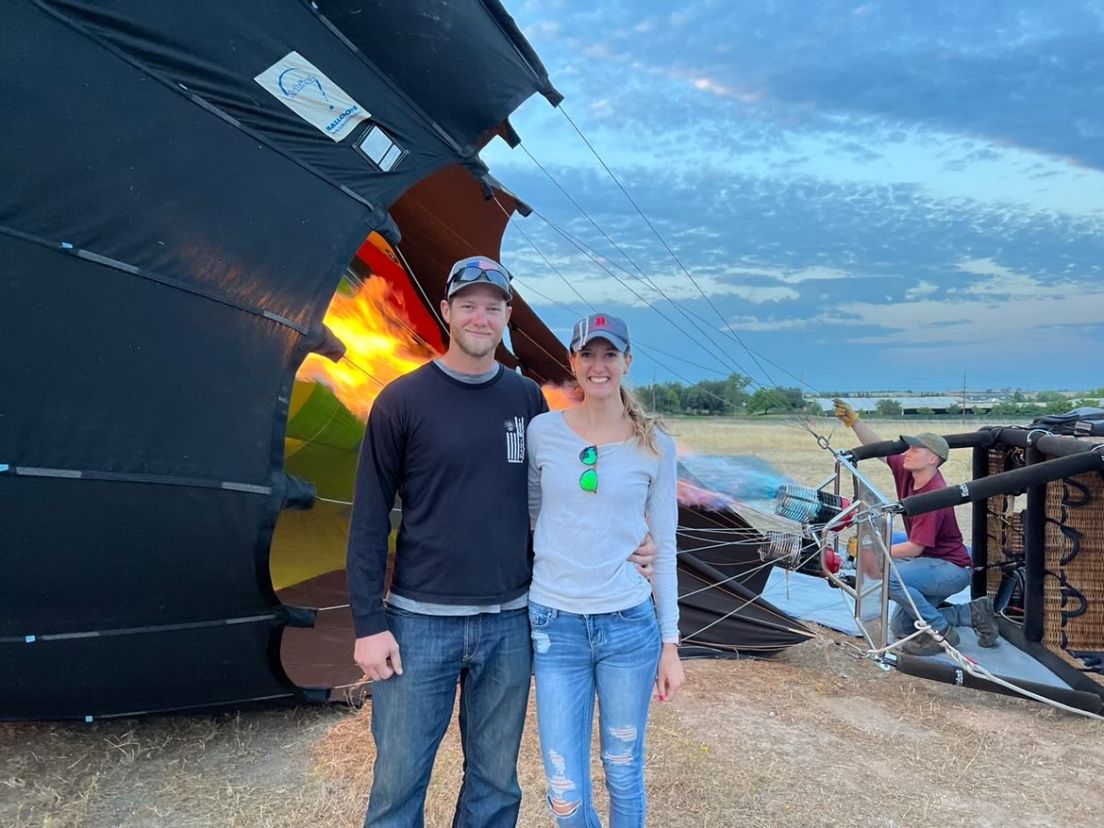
[5,416,1101,828]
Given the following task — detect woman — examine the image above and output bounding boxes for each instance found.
[527,312,684,826]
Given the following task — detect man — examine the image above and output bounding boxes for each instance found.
[833,399,1000,655]
[348,256,655,827]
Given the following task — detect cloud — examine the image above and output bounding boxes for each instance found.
[726,315,819,332]
[905,280,938,299]
[838,288,1104,347]
[955,257,1021,279]
[528,1,1104,171]
[669,11,690,28]
[482,2,1104,388]
[522,19,562,39]
[516,266,799,308]
[691,76,765,103]
[771,266,856,284]
[953,258,1080,298]
[716,283,799,303]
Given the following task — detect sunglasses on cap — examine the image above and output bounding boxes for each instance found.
[447,258,513,299]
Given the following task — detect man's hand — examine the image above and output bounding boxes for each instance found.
[832,398,859,428]
[629,532,657,583]
[354,631,403,681]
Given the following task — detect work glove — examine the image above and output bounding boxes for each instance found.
[832,398,858,428]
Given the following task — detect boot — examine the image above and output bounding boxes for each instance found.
[900,624,959,656]
[969,596,1000,648]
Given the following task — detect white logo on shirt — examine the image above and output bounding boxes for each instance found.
[504,417,526,463]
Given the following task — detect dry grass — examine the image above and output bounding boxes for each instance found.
[0,707,350,827]
[6,642,1103,827]
[665,414,979,484]
[4,416,1100,827]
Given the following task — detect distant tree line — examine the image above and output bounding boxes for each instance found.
[633,374,816,416]
[631,378,1101,418]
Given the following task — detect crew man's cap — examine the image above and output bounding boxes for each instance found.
[569,313,630,353]
[445,256,513,301]
[901,432,949,462]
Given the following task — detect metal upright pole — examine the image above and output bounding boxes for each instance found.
[1023,435,1047,642]
[971,443,990,599]
[878,514,892,652]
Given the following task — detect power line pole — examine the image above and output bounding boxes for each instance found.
[962,372,967,426]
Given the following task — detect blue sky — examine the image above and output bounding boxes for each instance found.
[481,1,1104,393]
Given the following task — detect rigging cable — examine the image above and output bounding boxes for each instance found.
[558,106,784,388]
[510,122,834,444]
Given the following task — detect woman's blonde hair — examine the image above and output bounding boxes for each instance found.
[620,377,664,456]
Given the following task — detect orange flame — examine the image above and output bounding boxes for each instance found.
[297,278,439,420]
[541,382,581,411]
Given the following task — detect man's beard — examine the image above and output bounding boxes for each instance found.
[452,327,500,359]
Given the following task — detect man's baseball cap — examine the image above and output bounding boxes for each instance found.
[569,313,630,353]
[901,432,949,462]
[445,256,513,301]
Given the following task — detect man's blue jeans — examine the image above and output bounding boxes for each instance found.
[887,557,972,638]
[365,605,531,828]
[529,599,661,828]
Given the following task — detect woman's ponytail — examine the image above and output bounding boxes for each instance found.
[620,383,664,455]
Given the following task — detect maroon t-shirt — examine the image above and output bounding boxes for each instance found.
[887,454,972,568]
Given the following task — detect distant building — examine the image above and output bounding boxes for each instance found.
[810,396,996,415]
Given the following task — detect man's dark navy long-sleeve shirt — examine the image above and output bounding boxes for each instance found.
[347,361,548,637]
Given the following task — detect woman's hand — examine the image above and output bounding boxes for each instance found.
[655,643,684,702]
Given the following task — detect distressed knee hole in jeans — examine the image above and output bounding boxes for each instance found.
[549,797,581,818]
[607,724,636,741]
[603,724,636,764]
[603,750,633,765]
[546,750,579,817]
